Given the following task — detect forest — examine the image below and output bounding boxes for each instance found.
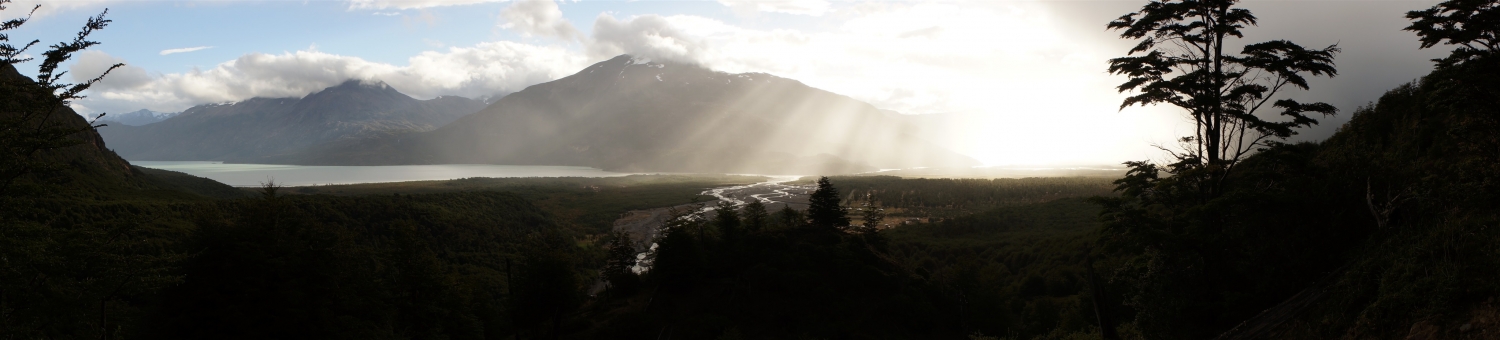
[3,0,1499,339]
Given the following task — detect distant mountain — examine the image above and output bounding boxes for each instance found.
[100,109,178,126]
[97,80,486,162]
[279,55,979,175]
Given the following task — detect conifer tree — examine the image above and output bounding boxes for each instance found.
[774,205,804,229]
[806,177,850,229]
[603,231,639,295]
[858,195,885,234]
[713,201,741,242]
[741,200,768,232]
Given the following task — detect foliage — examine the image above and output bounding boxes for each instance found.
[740,200,768,232]
[0,1,122,196]
[283,174,759,232]
[1406,0,1500,67]
[146,191,559,339]
[823,176,1116,219]
[1107,0,1339,198]
[806,176,851,229]
[603,231,641,296]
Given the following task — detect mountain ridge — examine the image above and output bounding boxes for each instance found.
[274,55,979,175]
[98,79,487,162]
[100,108,179,126]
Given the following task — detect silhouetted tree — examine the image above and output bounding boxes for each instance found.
[713,201,741,243]
[806,177,850,228]
[1107,0,1339,199]
[773,205,804,229]
[741,200,768,232]
[603,231,640,296]
[649,207,706,290]
[857,194,885,234]
[1406,0,1500,67]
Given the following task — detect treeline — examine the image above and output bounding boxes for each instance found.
[574,178,1123,339]
[579,178,962,338]
[883,198,1109,339]
[824,176,1115,218]
[282,175,762,233]
[3,185,605,339]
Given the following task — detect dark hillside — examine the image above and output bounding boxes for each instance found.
[2,63,140,193]
[1240,56,1500,339]
[1092,56,1500,339]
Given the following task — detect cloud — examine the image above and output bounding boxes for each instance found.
[588,14,712,64]
[500,0,581,41]
[159,46,214,55]
[373,11,401,16]
[70,50,151,90]
[402,9,438,27]
[73,42,588,113]
[347,0,500,10]
[0,0,112,21]
[718,0,831,16]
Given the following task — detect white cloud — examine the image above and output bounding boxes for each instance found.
[500,0,581,41]
[159,46,213,55]
[70,50,150,90]
[73,42,587,113]
[347,0,500,10]
[588,14,712,65]
[718,0,831,16]
[0,0,112,21]
[373,11,401,16]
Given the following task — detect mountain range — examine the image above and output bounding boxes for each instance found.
[100,109,179,126]
[98,80,486,161]
[271,55,978,174]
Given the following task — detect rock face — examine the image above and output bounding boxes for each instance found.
[286,55,978,175]
[96,80,486,162]
[99,109,178,126]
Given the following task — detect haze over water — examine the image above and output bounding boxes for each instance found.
[134,161,632,187]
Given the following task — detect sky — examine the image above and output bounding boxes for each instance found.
[3,0,1452,166]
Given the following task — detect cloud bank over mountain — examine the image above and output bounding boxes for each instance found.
[72,43,586,113]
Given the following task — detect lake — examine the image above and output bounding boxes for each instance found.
[133,161,634,187]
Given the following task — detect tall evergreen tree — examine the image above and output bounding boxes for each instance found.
[603,231,639,296]
[713,201,742,243]
[773,205,804,229]
[858,195,885,234]
[806,177,850,229]
[741,200,768,232]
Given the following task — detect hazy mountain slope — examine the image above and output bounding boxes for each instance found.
[100,109,178,126]
[288,55,978,174]
[97,80,486,162]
